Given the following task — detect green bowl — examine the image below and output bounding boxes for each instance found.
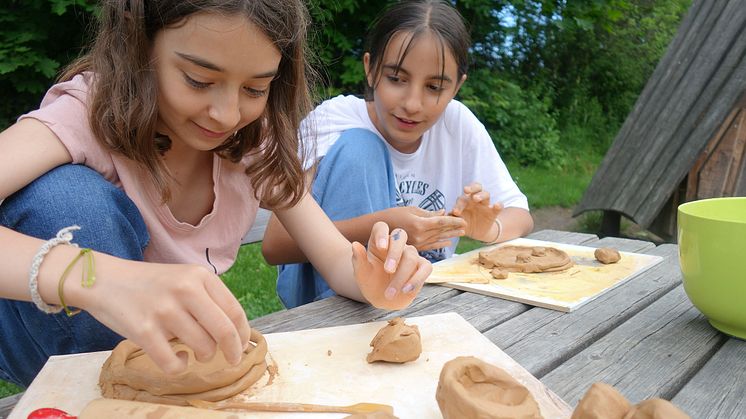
[678,197,746,339]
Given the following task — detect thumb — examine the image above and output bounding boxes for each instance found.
[351,241,372,276]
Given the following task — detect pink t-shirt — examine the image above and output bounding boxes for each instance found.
[20,73,260,274]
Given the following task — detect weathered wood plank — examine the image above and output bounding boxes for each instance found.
[241,207,270,244]
[607,0,720,176]
[623,0,746,219]
[541,285,725,408]
[399,291,530,333]
[0,393,23,419]
[253,230,599,333]
[251,285,459,333]
[576,0,719,215]
[671,338,746,418]
[485,243,676,378]
[526,229,598,245]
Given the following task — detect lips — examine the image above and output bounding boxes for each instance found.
[194,122,229,139]
[394,115,421,129]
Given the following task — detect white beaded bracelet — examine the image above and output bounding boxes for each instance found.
[29,225,81,314]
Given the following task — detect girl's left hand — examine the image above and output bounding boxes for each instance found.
[450,182,503,242]
[351,222,432,310]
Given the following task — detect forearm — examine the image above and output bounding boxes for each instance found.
[492,207,534,243]
[262,210,389,265]
[272,195,368,302]
[0,225,123,311]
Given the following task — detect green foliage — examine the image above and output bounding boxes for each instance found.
[459,68,563,167]
[0,0,96,127]
[220,243,284,320]
[0,379,22,397]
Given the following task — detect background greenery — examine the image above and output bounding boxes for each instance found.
[0,0,691,397]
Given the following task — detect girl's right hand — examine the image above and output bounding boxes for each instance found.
[77,260,251,374]
[382,206,466,251]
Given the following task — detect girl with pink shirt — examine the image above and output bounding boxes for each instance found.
[0,1,430,387]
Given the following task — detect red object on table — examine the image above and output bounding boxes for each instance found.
[27,408,76,419]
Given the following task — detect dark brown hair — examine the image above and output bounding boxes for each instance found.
[60,0,313,208]
[364,0,470,100]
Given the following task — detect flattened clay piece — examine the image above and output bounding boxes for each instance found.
[366,317,421,363]
[79,398,239,419]
[595,247,621,264]
[99,329,268,406]
[623,399,690,419]
[436,356,543,419]
[571,382,631,419]
[478,245,574,279]
[344,412,399,419]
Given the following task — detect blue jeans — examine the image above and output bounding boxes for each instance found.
[0,164,149,387]
[276,129,398,308]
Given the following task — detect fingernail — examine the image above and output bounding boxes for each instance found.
[402,284,414,293]
[384,258,396,272]
[378,238,388,249]
[384,287,397,300]
[392,230,401,241]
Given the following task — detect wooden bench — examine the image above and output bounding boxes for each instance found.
[0,209,272,418]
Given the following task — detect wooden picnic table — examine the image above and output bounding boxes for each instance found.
[1,229,744,418]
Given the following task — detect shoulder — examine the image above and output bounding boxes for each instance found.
[431,99,488,142]
[313,95,366,117]
[37,72,94,108]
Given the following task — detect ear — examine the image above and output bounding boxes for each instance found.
[453,73,468,97]
[363,52,374,88]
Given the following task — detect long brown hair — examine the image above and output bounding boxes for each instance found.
[60,0,313,208]
[364,0,470,101]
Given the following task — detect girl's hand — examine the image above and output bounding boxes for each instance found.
[81,261,251,375]
[382,206,466,251]
[450,182,503,242]
[351,222,432,310]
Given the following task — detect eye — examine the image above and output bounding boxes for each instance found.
[244,87,268,98]
[386,74,403,84]
[427,83,442,92]
[183,73,211,89]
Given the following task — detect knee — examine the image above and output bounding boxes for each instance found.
[327,128,389,165]
[0,164,148,257]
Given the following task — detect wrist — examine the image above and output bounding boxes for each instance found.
[482,218,503,244]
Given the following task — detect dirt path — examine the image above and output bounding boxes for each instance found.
[531,206,578,232]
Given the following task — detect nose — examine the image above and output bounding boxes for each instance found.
[207,90,241,130]
[402,85,424,115]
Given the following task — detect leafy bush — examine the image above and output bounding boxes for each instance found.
[0,0,96,128]
[459,68,564,168]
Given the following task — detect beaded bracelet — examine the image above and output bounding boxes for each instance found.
[28,226,82,314]
[28,226,96,316]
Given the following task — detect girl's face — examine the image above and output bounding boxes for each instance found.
[365,31,465,154]
[151,12,281,153]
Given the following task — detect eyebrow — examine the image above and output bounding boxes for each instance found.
[382,64,453,83]
[175,52,278,79]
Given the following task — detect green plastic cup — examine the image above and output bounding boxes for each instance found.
[678,197,746,339]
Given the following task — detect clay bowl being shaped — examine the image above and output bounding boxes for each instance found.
[678,197,746,339]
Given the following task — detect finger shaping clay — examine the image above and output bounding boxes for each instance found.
[477,246,574,280]
[594,247,621,264]
[366,317,421,363]
[571,382,690,419]
[99,329,268,406]
[78,398,239,419]
[354,243,421,310]
[435,356,543,419]
[622,398,690,419]
[571,382,631,419]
